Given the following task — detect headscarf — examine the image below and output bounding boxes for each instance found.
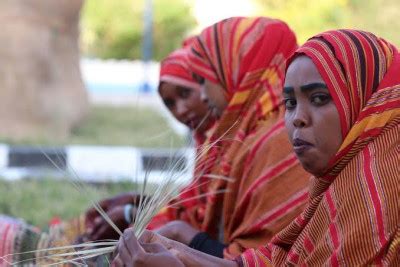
[150,17,310,258]
[159,37,200,94]
[238,29,400,266]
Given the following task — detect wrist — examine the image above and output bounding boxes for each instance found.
[178,224,200,245]
[188,232,226,258]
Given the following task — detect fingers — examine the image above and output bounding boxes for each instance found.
[85,208,100,227]
[90,224,109,241]
[122,228,142,256]
[111,255,124,267]
[113,229,186,267]
[118,238,134,264]
[138,230,156,243]
[85,199,110,225]
[113,229,144,266]
[86,216,103,238]
[141,242,167,254]
[142,231,176,252]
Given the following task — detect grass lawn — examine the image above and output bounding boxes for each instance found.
[0,105,188,227]
[0,105,187,148]
[0,178,139,228]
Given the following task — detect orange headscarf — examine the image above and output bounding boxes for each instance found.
[149,17,310,258]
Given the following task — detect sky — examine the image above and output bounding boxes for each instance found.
[193,0,256,30]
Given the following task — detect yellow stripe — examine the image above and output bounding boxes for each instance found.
[232,18,257,55]
[230,90,251,105]
[260,92,273,115]
[261,67,279,87]
[339,108,400,150]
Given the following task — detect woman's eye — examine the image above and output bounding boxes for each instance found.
[192,73,205,85]
[164,100,174,109]
[179,88,192,99]
[311,94,331,106]
[283,98,296,110]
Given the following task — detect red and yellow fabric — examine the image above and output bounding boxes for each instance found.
[238,29,400,266]
[150,17,310,258]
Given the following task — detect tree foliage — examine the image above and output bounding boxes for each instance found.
[253,0,399,46]
[81,0,197,60]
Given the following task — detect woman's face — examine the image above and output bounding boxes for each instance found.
[283,56,342,177]
[198,77,228,119]
[159,82,210,132]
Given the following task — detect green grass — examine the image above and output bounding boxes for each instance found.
[0,178,138,228]
[0,105,187,148]
[0,105,188,228]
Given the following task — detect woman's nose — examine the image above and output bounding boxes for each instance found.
[200,85,209,104]
[176,101,188,117]
[292,107,309,128]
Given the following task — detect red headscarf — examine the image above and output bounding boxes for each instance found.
[148,19,309,258]
[238,29,400,266]
[159,38,200,93]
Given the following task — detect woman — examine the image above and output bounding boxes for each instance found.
[146,16,309,259]
[113,29,399,266]
[158,37,214,145]
[84,40,215,241]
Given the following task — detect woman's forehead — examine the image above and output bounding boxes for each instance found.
[285,56,325,86]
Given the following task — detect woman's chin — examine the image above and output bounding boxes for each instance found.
[298,158,324,177]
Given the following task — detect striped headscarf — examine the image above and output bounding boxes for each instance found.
[149,17,311,258]
[187,16,299,174]
[159,37,200,94]
[238,30,400,266]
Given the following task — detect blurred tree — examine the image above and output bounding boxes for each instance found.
[81,0,196,60]
[252,0,350,44]
[346,0,399,46]
[253,0,399,46]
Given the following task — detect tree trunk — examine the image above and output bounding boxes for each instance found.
[0,0,88,141]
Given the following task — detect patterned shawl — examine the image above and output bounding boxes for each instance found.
[238,30,400,266]
[150,17,310,258]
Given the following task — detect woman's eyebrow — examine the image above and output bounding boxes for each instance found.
[300,82,327,92]
[283,86,294,94]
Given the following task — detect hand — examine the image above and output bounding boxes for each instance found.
[112,228,185,267]
[156,220,200,245]
[138,230,239,267]
[85,192,140,229]
[86,205,137,241]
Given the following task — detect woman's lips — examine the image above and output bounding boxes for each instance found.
[292,138,313,155]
